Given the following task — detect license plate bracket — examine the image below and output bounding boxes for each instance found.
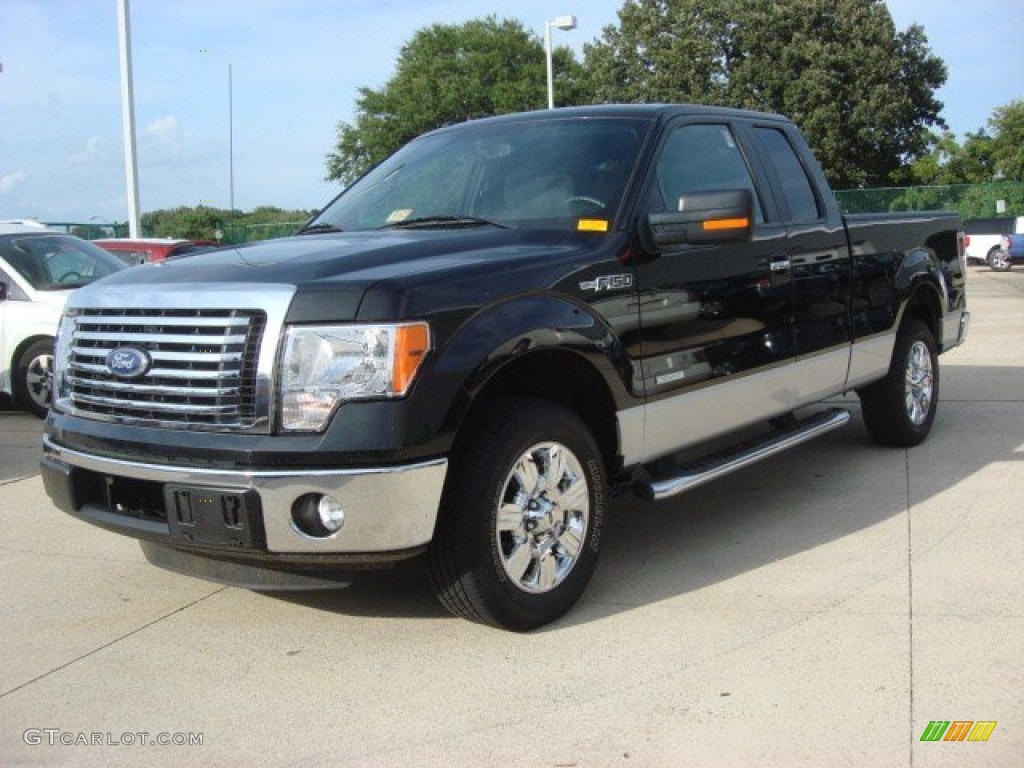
[164,485,265,549]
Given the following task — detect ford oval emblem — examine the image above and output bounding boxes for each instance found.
[105,346,152,379]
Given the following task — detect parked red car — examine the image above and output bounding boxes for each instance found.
[93,238,219,265]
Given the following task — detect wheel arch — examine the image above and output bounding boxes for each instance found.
[427,294,635,477]
[894,248,947,348]
[899,281,943,345]
[460,348,623,477]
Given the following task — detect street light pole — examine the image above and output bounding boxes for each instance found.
[228,63,235,215]
[116,0,141,238]
[545,15,577,110]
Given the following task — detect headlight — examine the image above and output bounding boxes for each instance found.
[54,314,76,404]
[280,322,430,432]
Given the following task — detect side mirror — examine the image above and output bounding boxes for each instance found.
[644,188,753,251]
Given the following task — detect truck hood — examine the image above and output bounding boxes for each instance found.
[70,228,602,322]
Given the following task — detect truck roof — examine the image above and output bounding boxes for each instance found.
[427,103,792,135]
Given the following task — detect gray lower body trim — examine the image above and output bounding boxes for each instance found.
[42,437,447,554]
[845,331,898,390]
[616,332,898,467]
[942,307,970,352]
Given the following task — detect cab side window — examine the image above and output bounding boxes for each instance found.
[755,127,821,223]
[654,124,764,223]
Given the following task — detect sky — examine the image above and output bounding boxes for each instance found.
[1,0,1022,224]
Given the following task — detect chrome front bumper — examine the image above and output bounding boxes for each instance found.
[42,436,447,555]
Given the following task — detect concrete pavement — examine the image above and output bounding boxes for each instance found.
[0,406,45,483]
[1,267,1021,767]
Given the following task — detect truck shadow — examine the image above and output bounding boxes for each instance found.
[262,558,449,621]
[268,362,1023,629]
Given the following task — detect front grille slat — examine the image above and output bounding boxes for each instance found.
[74,330,250,345]
[65,308,266,430]
[71,393,243,416]
[66,377,240,398]
[72,350,245,364]
[70,362,240,380]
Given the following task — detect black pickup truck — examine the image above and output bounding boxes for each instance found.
[42,105,969,630]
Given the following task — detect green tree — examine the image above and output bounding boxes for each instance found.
[989,100,1024,180]
[326,16,584,185]
[583,0,730,105]
[142,206,228,240]
[583,0,947,187]
[909,130,996,184]
[141,205,314,242]
[908,100,1024,184]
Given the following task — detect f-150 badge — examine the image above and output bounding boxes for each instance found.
[579,274,633,292]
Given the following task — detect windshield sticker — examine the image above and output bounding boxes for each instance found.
[386,209,413,224]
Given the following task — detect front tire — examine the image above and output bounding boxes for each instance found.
[858,318,938,447]
[428,398,606,631]
[14,339,55,418]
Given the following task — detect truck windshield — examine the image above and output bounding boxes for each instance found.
[310,117,652,233]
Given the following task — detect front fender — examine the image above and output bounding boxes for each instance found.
[436,293,634,403]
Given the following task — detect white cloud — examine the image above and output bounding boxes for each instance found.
[66,135,119,173]
[0,170,29,195]
[146,114,184,146]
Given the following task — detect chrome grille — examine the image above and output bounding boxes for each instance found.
[65,308,266,430]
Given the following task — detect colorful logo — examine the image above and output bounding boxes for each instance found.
[920,721,997,742]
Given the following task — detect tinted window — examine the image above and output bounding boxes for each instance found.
[654,124,764,222]
[756,127,821,223]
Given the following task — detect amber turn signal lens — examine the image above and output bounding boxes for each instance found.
[392,323,431,395]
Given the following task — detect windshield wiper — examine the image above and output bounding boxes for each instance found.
[381,215,509,230]
[297,223,344,235]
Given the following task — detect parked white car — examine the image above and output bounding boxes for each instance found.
[0,224,126,416]
[963,216,1024,265]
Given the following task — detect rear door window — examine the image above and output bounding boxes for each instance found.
[755,127,821,223]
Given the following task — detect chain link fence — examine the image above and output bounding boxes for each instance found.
[218,221,304,244]
[834,182,1024,220]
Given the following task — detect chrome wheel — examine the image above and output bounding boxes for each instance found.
[496,442,589,595]
[16,340,55,417]
[904,340,934,426]
[429,398,606,630]
[25,353,54,411]
[860,318,938,447]
[989,249,1011,271]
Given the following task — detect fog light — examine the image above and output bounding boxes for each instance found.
[292,494,345,538]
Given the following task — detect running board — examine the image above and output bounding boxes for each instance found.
[635,408,851,502]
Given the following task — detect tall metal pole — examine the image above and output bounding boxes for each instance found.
[116,0,141,237]
[545,21,554,110]
[544,16,577,110]
[229,63,235,213]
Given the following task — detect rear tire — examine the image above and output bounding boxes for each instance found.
[858,318,938,447]
[14,339,54,418]
[988,249,1012,272]
[428,398,606,631]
